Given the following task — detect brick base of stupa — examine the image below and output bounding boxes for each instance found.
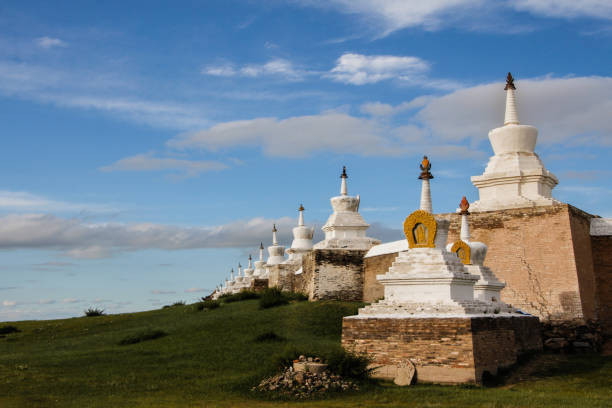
[341,314,541,384]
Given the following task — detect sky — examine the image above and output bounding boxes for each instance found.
[1,0,611,321]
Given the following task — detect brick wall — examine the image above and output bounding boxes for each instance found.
[445,204,589,322]
[363,253,396,302]
[592,236,612,335]
[300,249,367,301]
[568,206,597,321]
[342,315,541,384]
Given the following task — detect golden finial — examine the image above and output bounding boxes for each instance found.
[272,224,277,232]
[505,72,516,90]
[418,155,433,180]
[341,166,347,178]
[248,254,252,260]
[459,196,470,215]
[259,242,264,249]
[299,204,304,211]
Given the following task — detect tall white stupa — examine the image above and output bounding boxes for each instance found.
[314,166,380,250]
[253,242,267,277]
[471,73,559,212]
[266,224,286,266]
[284,204,314,265]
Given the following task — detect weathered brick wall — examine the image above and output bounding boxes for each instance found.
[592,236,612,335]
[568,207,597,321]
[301,249,367,301]
[445,204,588,322]
[363,253,396,302]
[267,264,296,292]
[250,278,269,292]
[342,315,541,384]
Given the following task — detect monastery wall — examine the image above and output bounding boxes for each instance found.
[300,249,366,301]
[267,264,295,292]
[592,235,612,335]
[363,253,393,302]
[445,204,591,322]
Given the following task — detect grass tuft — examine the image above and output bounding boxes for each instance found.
[118,329,168,345]
[253,330,286,343]
[83,307,105,317]
[219,290,260,303]
[195,300,220,311]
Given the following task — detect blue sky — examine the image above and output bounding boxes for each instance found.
[1,0,611,320]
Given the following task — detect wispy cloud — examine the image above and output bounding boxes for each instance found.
[203,59,305,80]
[35,36,67,49]
[151,290,176,295]
[0,191,116,214]
[100,153,228,178]
[0,213,297,258]
[328,53,429,85]
[185,288,209,293]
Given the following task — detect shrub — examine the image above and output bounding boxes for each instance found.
[196,300,220,311]
[220,290,260,303]
[325,348,373,380]
[172,300,186,306]
[84,307,105,317]
[285,292,308,301]
[259,288,289,309]
[118,329,168,345]
[254,331,286,343]
[0,325,20,335]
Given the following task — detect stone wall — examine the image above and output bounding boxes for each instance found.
[363,253,395,302]
[267,264,296,292]
[341,315,541,384]
[445,204,594,322]
[300,249,367,301]
[592,235,612,335]
[250,278,269,292]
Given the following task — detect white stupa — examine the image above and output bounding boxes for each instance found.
[471,73,559,212]
[244,255,255,279]
[446,197,506,303]
[357,158,513,317]
[253,243,267,277]
[284,204,314,265]
[266,224,286,266]
[314,166,380,250]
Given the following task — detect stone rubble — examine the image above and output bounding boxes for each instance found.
[252,363,359,399]
[542,320,603,352]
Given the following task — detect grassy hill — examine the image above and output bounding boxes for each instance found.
[1,298,611,407]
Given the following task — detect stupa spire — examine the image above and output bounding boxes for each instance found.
[259,242,264,261]
[459,196,471,242]
[272,224,278,245]
[298,204,305,226]
[230,268,234,280]
[248,254,253,269]
[504,72,519,126]
[238,262,242,277]
[418,156,434,213]
[340,166,348,196]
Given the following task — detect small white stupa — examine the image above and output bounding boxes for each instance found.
[244,255,255,279]
[357,157,512,316]
[446,197,506,303]
[471,73,559,212]
[284,204,314,265]
[253,243,267,277]
[266,224,286,266]
[314,166,380,250]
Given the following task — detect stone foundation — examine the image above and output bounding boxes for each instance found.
[300,249,367,301]
[341,315,541,384]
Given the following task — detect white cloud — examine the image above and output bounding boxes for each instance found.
[100,154,228,178]
[328,53,430,85]
[168,113,397,157]
[2,300,17,307]
[185,288,208,293]
[297,1,612,35]
[511,0,612,20]
[203,59,304,80]
[0,191,115,214]
[62,298,80,304]
[0,213,298,258]
[35,37,67,49]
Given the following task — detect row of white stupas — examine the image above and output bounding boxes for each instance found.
[212,72,560,299]
[213,165,381,297]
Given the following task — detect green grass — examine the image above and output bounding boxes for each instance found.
[0,300,611,407]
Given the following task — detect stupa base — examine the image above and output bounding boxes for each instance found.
[341,314,541,384]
